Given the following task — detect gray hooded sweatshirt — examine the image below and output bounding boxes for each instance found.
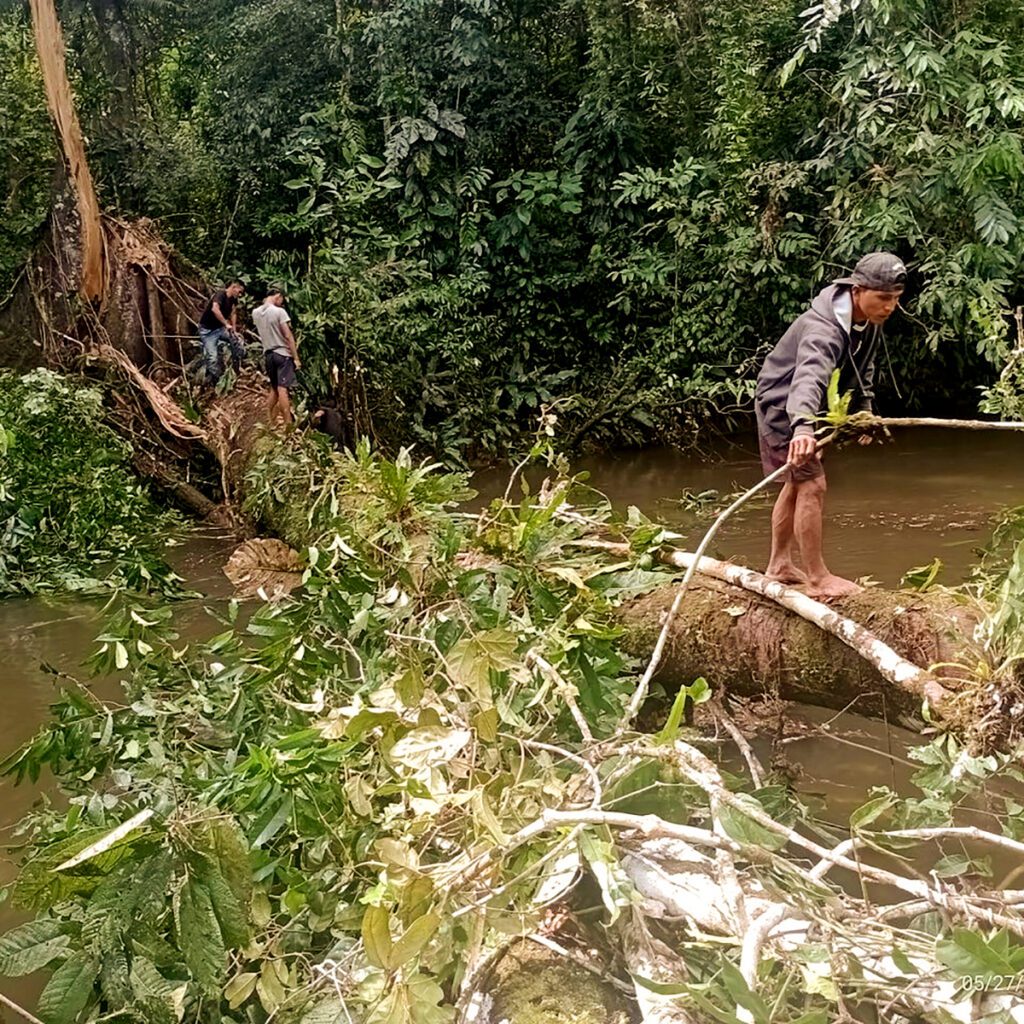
[755,283,880,446]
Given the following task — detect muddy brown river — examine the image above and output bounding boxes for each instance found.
[2,427,1023,1009]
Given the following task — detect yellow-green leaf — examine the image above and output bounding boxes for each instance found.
[361,905,393,970]
[224,971,258,1010]
[390,912,440,968]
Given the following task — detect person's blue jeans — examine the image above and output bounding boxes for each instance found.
[199,326,245,384]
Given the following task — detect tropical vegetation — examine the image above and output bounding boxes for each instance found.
[3,0,1024,459]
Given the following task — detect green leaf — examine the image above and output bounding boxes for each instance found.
[388,727,471,770]
[718,794,788,851]
[0,919,69,976]
[447,628,518,699]
[719,960,771,1023]
[201,865,250,947]
[390,912,440,967]
[653,686,690,744]
[129,956,175,1003]
[361,905,393,970]
[578,832,632,925]
[36,954,98,1024]
[257,958,287,1013]
[175,877,226,993]
[630,973,689,995]
[936,928,1019,979]
[206,817,253,908]
[225,971,258,1010]
[251,793,294,847]
[849,792,896,830]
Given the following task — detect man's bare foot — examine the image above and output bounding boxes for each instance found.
[805,574,862,599]
[764,562,808,585]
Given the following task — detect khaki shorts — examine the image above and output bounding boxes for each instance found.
[758,432,824,484]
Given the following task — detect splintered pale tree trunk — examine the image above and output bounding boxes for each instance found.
[29,0,106,302]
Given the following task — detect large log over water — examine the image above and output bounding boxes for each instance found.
[619,579,980,721]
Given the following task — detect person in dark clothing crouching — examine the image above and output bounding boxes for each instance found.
[198,281,246,384]
[755,252,906,599]
[253,288,301,425]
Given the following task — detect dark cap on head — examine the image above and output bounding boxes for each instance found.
[835,252,907,292]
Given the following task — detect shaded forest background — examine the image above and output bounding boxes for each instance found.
[2,0,1024,461]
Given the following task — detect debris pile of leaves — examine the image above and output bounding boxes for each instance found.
[0,368,183,596]
[3,438,1024,1024]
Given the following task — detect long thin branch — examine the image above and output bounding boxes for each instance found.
[658,550,949,706]
[591,533,948,710]
[618,460,791,731]
[0,991,46,1024]
[525,651,594,743]
[710,701,766,788]
[872,416,1024,431]
[620,740,1024,938]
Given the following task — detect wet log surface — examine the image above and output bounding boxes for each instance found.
[620,580,980,721]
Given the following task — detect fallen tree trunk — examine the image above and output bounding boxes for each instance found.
[619,574,980,724]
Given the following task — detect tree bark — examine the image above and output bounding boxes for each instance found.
[29,0,106,303]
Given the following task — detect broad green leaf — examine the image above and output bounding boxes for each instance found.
[447,628,518,699]
[390,912,440,967]
[0,919,69,976]
[388,727,471,770]
[936,928,1019,979]
[206,817,253,908]
[175,877,226,993]
[224,971,258,1009]
[719,960,771,1023]
[578,832,632,924]
[202,867,250,947]
[129,956,175,1003]
[54,808,154,872]
[890,947,917,976]
[849,793,896,830]
[718,794,788,851]
[472,706,498,742]
[36,954,98,1024]
[361,905,393,970]
[257,958,287,1013]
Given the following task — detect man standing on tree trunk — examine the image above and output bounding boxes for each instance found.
[198,280,246,385]
[755,252,906,599]
[253,288,301,426]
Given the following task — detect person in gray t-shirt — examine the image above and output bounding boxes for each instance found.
[253,288,301,425]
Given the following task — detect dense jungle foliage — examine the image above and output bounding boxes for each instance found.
[0,368,182,595]
[3,0,1024,458]
[6,440,1024,1024]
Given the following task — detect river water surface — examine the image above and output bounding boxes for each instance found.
[2,428,1023,1009]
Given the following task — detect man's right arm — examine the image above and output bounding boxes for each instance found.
[281,319,300,369]
[211,298,232,330]
[785,332,844,463]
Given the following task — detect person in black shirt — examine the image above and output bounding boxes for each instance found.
[198,280,246,384]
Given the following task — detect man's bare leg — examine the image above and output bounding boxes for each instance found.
[266,388,280,423]
[793,475,861,598]
[277,387,293,426]
[765,481,806,583]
